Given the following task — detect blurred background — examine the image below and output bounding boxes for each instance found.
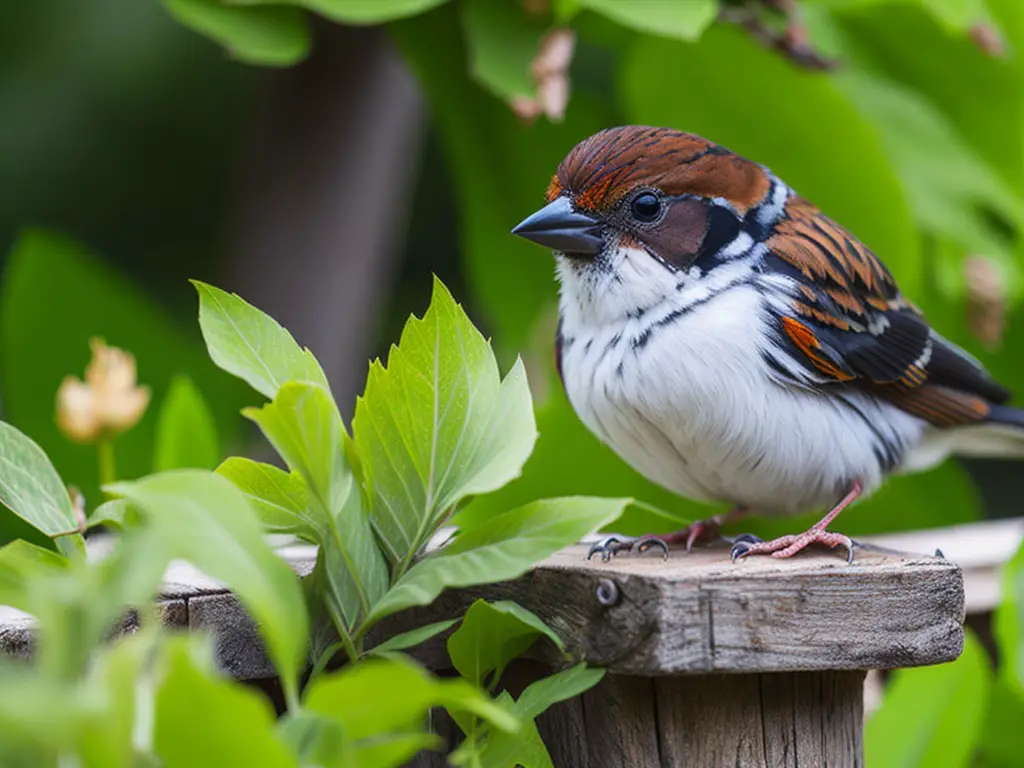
[2,0,1023,547]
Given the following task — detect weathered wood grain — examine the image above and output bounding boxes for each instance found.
[859,517,1024,613]
[652,671,864,768]
[0,536,960,767]
[579,671,660,767]
[0,541,964,681]
[377,544,964,676]
[189,593,278,681]
[409,663,865,767]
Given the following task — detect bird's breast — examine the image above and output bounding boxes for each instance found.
[557,286,925,515]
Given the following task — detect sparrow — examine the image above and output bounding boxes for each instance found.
[510,125,1024,563]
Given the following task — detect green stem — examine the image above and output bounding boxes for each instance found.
[309,638,353,683]
[97,439,117,492]
[283,679,300,714]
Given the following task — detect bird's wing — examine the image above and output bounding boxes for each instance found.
[763,196,1010,427]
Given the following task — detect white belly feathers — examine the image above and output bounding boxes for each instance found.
[558,285,928,515]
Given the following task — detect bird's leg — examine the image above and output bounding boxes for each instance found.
[730,481,862,564]
[586,506,749,562]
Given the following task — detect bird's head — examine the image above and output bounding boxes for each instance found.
[512,125,780,325]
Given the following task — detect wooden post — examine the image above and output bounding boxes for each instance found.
[0,539,966,766]
[391,545,964,768]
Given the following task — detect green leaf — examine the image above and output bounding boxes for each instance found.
[369,497,629,622]
[976,676,1024,766]
[553,0,581,22]
[0,662,85,752]
[0,420,78,537]
[355,733,444,768]
[87,499,134,531]
[484,719,553,768]
[0,539,68,612]
[447,600,564,689]
[108,470,309,703]
[78,631,159,768]
[514,663,604,720]
[0,231,249,545]
[451,691,553,768]
[921,0,988,30]
[4,526,169,687]
[245,381,388,626]
[304,656,518,743]
[829,4,1024,197]
[352,277,538,570]
[579,0,717,41]
[461,0,544,103]
[193,280,329,401]
[216,457,318,541]
[865,629,990,768]
[153,375,220,472]
[162,0,310,67]
[0,539,68,575]
[456,666,605,767]
[290,0,450,24]
[154,637,298,767]
[277,712,352,768]
[244,382,349,520]
[619,23,920,294]
[369,618,459,655]
[995,534,1024,693]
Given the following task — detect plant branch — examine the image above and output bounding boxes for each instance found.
[97,440,117,492]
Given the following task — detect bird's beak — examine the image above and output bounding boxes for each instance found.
[511,197,604,255]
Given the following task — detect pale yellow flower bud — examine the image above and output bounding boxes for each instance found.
[55,338,150,444]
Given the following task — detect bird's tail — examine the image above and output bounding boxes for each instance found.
[901,403,1024,473]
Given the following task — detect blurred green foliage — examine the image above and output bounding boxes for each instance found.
[864,527,1024,767]
[392,0,1024,537]
[0,276,619,765]
[2,0,1024,762]
[8,0,1024,545]
[0,230,251,546]
[0,0,257,283]
[866,628,992,768]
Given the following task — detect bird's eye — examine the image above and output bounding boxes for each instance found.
[630,192,662,223]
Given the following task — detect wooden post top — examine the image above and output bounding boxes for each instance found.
[383,542,965,677]
[0,538,965,680]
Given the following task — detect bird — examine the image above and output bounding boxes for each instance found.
[510,124,1024,563]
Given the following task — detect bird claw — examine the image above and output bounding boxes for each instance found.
[728,534,764,562]
[586,535,670,562]
[730,529,855,563]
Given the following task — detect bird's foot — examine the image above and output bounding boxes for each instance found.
[672,518,724,552]
[586,508,751,562]
[586,535,669,562]
[730,481,862,564]
[729,528,855,564]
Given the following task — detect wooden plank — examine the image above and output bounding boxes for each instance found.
[650,671,864,768]
[189,593,278,681]
[655,673,767,766]
[414,664,865,767]
[579,673,659,768]
[0,537,965,680]
[378,544,963,676]
[858,517,1024,614]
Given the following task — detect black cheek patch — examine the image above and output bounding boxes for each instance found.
[698,203,744,261]
[635,196,711,271]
